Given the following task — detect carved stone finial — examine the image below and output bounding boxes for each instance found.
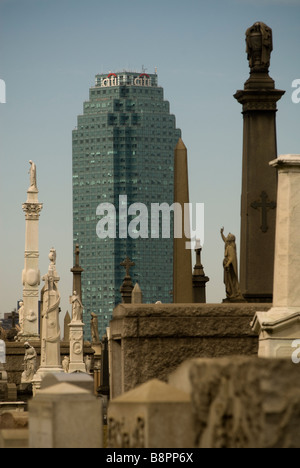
[246,22,273,73]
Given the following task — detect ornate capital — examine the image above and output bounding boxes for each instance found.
[22,202,43,220]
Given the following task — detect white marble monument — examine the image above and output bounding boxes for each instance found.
[20,161,43,341]
[32,249,63,393]
[252,155,300,358]
[68,291,86,373]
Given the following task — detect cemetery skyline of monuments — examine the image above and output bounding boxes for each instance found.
[2,14,300,449]
[1,0,300,320]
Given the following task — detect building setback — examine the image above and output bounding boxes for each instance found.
[72,71,181,339]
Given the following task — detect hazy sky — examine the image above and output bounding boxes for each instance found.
[0,0,299,319]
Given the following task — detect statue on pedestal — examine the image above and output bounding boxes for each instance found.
[21,342,37,383]
[220,228,244,302]
[28,160,37,191]
[40,249,61,368]
[246,22,273,73]
[70,291,83,322]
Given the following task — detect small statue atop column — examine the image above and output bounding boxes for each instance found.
[220,227,245,303]
[70,291,84,323]
[28,160,37,191]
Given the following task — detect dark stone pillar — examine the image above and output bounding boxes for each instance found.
[234,22,285,303]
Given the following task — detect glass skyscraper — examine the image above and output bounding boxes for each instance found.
[72,71,181,339]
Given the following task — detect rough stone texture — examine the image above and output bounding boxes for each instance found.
[189,356,300,448]
[109,303,270,398]
[108,379,194,448]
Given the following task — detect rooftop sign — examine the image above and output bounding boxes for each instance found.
[96,73,153,88]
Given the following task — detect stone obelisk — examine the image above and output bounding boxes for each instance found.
[173,139,193,303]
[234,22,285,302]
[20,161,43,341]
[32,249,63,394]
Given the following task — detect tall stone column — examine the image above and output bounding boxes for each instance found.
[252,155,300,358]
[234,22,285,303]
[21,161,43,341]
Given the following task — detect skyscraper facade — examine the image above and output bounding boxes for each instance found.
[72,71,181,338]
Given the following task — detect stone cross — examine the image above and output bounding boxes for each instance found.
[120,257,135,278]
[251,191,276,233]
[120,257,135,304]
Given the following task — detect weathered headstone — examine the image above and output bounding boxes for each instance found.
[252,155,300,357]
[108,379,194,448]
[234,22,285,302]
[29,382,102,448]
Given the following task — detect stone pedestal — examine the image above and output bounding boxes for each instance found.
[29,382,102,448]
[68,321,86,373]
[234,23,285,303]
[108,379,193,448]
[21,188,43,340]
[252,155,300,357]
